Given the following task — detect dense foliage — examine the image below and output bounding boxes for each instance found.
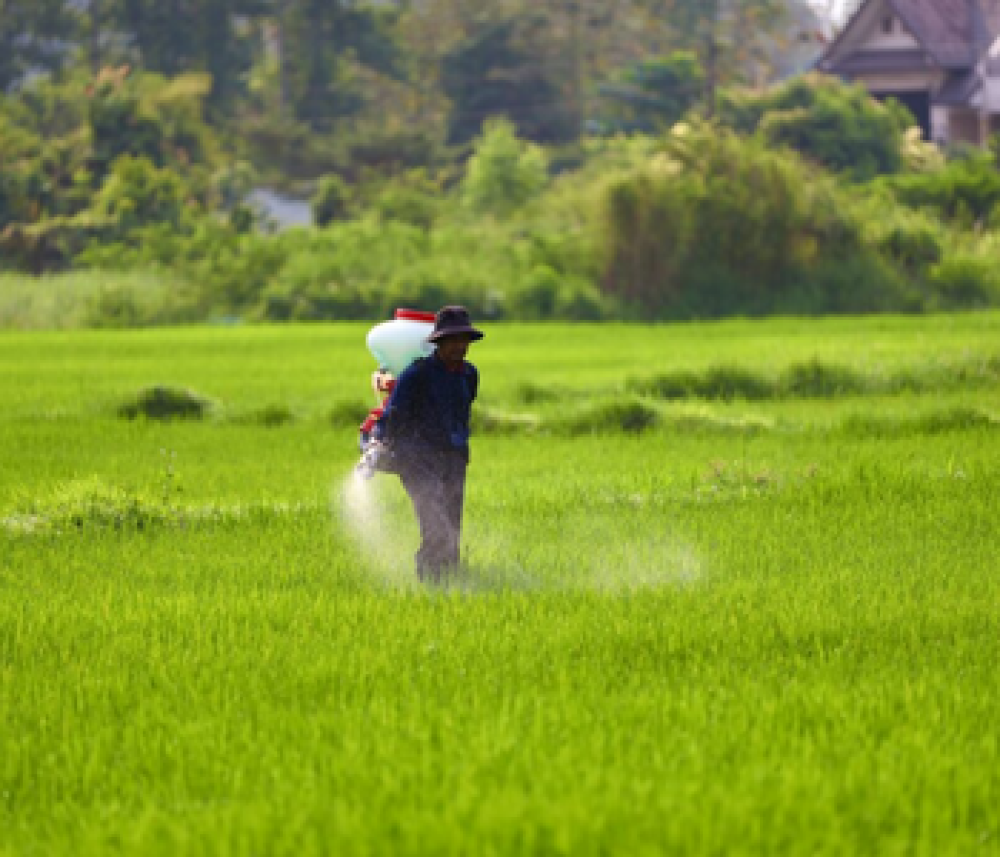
[719,74,912,180]
[1,3,999,324]
[600,122,892,317]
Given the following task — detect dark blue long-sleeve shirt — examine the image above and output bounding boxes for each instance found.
[381,352,479,457]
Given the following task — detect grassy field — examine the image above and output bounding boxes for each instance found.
[1,314,999,855]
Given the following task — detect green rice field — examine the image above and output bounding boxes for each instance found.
[2,314,999,855]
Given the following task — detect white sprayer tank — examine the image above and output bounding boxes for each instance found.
[366,309,436,376]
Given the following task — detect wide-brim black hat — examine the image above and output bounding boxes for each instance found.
[427,305,484,343]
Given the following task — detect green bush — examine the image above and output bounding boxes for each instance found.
[928,256,1000,310]
[778,360,866,398]
[369,176,441,230]
[594,51,705,135]
[516,266,561,320]
[631,365,772,401]
[118,385,216,421]
[461,119,549,215]
[842,406,996,438]
[879,151,1000,225]
[559,398,661,434]
[88,156,195,237]
[555,278,612,321]
[721,75,909,180]
[874,220,943,272]
[312,175,350,227]
[235,404,296,428]
[599,122,889,318]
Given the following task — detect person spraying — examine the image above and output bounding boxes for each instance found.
[357,306,484,581]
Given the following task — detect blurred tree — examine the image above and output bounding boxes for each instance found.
[442,18,578,147]
[311,174,351,226]
[271,0,400,130]
[643,0,789,113]
[403,0,670,146]
[461,118,549,214]
[0,0,81,92]
[101,0,265,110]
[595,51,704,134]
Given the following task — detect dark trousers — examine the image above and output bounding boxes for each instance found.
[398,450,468,581]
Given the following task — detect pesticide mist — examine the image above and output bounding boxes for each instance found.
[336,469,703,594]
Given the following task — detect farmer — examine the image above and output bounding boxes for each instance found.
[381,306,483,581]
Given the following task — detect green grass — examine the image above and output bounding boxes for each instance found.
[1,314,999,855]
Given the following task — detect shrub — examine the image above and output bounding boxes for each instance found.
[594,51,705,135]
[312,175,351,227]
[843,407,995,438]
[928,256,1000,310]
[515,266,561,320]
[879,151,1000,226]
[84,283,152,329]
[721,75,909,180]
[631,365,772,401]
[228,404,296,427]
[873,220,943,273]
[778,360,866,398]
[559,398,661,434]
[370,178,441,230]
[515,382,562,405]
[598,122,885,317]
[4,477,165,534]
[555,278,612,321]
[118,385,216,421]
[461,119,549,215]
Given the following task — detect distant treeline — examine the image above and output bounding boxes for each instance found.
[2,2,1000,323]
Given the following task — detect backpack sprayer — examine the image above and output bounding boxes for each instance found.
[356,309,436,479]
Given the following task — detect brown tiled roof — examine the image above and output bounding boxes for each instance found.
[891,0,994,67]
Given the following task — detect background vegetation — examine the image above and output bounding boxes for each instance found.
[2,0,999,324]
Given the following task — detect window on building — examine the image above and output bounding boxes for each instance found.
[882,16,895,35]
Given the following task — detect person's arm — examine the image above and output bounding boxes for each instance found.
[467,364,479,402]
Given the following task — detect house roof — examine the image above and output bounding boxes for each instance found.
[833,48,932,74]
[893,0,993,68]
[820,0,997,73]
[935,70,982,104]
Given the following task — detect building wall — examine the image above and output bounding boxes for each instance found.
[931,106,951,143]
[856,71,944,92]
[948,110,983,145]
[985,75,1000,111]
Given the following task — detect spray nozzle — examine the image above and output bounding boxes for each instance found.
[356,440,387,481]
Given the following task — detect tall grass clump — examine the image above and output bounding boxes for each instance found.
[841,406,997,438]
[0,271,186,330]
[2,477,174,534]
[556,397,661,434]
